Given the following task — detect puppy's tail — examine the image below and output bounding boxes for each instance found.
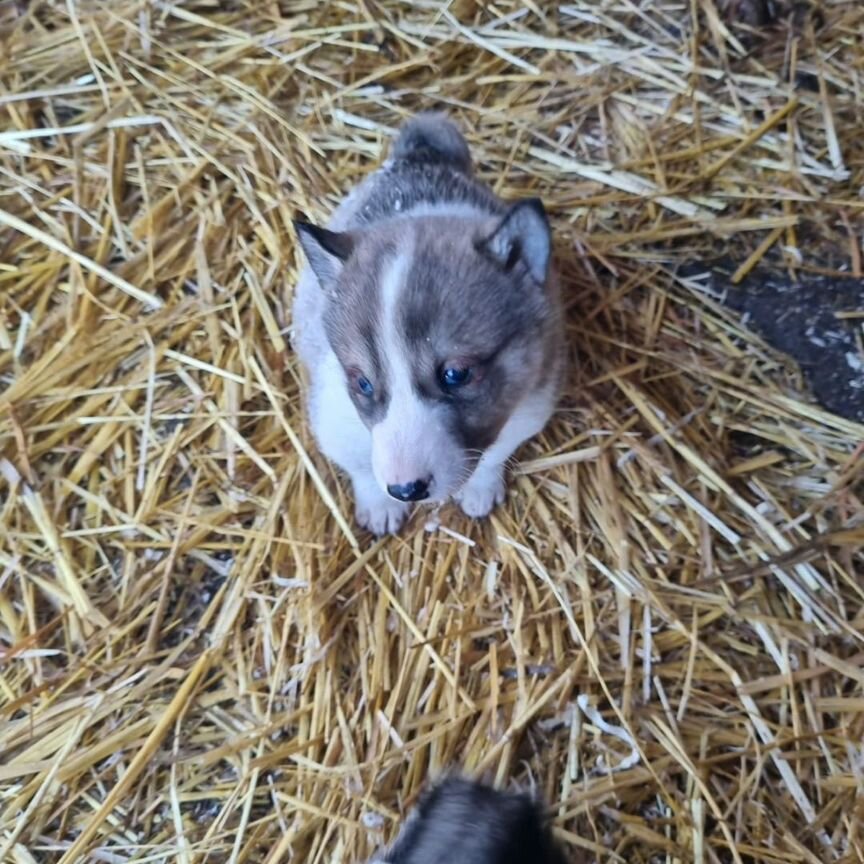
[392,112,472,175]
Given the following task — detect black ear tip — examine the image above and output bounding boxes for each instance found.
[293,221,356,264]
[521,197,549,223]
[293,219,332,247]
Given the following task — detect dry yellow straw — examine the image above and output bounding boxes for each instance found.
[1,2,863,863]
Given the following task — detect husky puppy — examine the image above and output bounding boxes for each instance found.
[292,113,563,535]
[368,776,569,864]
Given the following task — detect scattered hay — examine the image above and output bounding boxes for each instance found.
[1,1,863,862]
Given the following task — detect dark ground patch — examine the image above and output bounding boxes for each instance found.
[680,260,864,422]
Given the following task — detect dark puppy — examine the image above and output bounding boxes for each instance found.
[370,777,569,864]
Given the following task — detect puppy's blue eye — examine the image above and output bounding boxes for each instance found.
[440,366,471,388]
[356,376,374,397]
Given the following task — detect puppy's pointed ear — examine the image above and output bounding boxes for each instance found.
[294,220,355,287]
[477,199,551,284]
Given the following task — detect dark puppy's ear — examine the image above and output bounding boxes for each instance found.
[477,198,551,284]
[294,220,355,287]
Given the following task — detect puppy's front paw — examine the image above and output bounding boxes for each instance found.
[456,470,506,519]
[355,496,409,536]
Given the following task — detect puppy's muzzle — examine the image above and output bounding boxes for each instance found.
[387,477,431,502]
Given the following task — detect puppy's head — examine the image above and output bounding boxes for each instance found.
[295,201,555,504]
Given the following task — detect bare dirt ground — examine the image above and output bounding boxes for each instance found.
[689,260,864,421]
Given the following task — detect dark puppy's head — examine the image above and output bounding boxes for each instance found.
[295,200,555,503]
[373,777,568,864]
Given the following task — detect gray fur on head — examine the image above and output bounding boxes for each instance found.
[392,112,473,175]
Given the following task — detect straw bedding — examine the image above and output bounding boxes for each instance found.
[1,1,863,862]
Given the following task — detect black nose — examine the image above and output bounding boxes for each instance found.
[387,478,431,502]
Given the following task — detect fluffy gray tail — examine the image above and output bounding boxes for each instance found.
[392,112,472,175]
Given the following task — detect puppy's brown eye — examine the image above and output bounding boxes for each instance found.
[439,366,471,388]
